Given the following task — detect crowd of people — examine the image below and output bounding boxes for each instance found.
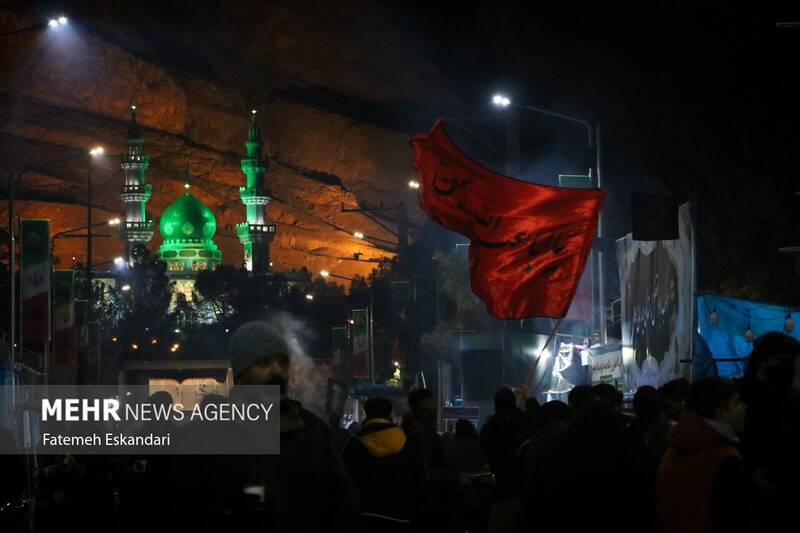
[1,324,799,533]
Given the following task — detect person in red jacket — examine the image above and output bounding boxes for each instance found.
[655,378,748,533]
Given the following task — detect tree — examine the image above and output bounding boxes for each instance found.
[97,251,175,362]
[193,264,243,323]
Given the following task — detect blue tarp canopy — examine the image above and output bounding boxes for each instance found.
[697,294,799,377]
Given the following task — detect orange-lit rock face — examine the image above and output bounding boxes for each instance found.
[0,2,447,283]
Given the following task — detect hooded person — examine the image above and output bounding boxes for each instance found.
[342,397,427,532]
[227,321,360,532]
[655,378,748,533]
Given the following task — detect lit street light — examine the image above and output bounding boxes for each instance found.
[408,180,420,189]
[491,94,512,108]
[120,284,131,292]
[490,92,607,343]
[47,16,68,28]
[319,270,330,278]
[50,218,123,257]
[306,294,315,301]
[1,15,68,37]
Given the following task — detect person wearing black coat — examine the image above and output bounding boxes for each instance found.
[342,397,427,533]
[739,332,800,531]
[479,387,532,500]
[223,321,361,533]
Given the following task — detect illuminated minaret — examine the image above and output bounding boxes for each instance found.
[119,105,154,264]
[236,110,275,272]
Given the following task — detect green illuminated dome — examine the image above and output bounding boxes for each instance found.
[157,187,221,272]
[159,190,216,242]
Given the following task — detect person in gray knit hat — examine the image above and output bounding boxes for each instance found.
[229,321,291,395]
[225,320,360,531]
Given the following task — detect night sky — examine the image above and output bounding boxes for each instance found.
[387,3,798,304]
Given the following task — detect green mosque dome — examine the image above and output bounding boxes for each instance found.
[159,190,217,243]
[157,186,221,272]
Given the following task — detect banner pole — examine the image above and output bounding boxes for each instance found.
[521,318,563,396]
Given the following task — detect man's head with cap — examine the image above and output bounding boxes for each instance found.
[229,321,291,394]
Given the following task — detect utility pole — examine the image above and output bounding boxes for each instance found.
[7,173,16,405]
[491,94,607,345]
[506,108,521,178]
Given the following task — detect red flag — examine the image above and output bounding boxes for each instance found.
[411,120,606,319]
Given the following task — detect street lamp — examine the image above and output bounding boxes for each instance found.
[408,180,420,189]
[50,218,121,257]
[120,284,131,292]
[86,146,105,331]
[491,93,606,343]
[305,294,314,301]
[491,93,593,149]
[8,146,104,389]
[47,16,69,28]
[1,15,68,38]
[491,94,512,108]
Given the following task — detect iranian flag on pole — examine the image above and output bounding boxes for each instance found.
[351,309,369,380]
[53,270,76,363]
[21,219,51,342]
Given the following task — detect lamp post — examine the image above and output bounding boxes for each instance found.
[7,146,103,393]
[491,94,606,344]
[50,218,120,258]
[0,15,68,38]
[86,146,104,330]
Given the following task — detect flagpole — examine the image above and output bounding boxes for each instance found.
[596,122,606,345]
[521,318,563,396]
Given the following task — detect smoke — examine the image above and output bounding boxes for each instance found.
[266,311,328,415]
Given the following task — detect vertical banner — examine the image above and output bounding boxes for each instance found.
[351,309,369,380]
[53,270,76,363]
[616,203,694,391]
[21,219,50,342]
[74,300,89,383]
[331,326,348,383]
